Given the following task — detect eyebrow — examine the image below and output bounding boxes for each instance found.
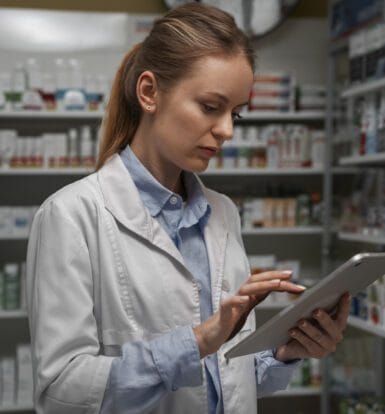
[204,92,249,107]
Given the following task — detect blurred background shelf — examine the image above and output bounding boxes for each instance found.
[338,232,385,245]
[348,317,385,338]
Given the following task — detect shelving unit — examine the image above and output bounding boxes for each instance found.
[264,387,322,398]
[0,110,103,119]
[203,167,324,176]
[240,110,326,121]
[0,310,28,319]
[242,226,323,236]
[0,168,93,175]
[338,232,385,245]
[325,1,385,410]
[0,405,35,413]
[339,152,385,166]
[348,317,385,339]
[341,77,385,99]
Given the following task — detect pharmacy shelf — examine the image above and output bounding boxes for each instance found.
[203,167,324,176]
[240,111,325,121]
[348,316,385,338]
[0,168,94,175]
[0,405,34,412]
[0,109,326,122]
[339,153,385,166]
[338,231,385,245]
[0,310,28,319]
[0,110,103,119]
[341,77,385,99]
[263,387,321,397]
[0,235,28,240]
[242,226,323,236]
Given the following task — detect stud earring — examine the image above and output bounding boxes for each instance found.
[146,105,152,111]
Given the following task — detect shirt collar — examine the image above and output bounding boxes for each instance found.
[119,145,211,224]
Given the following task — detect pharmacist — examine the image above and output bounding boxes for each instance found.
[26,3,350,414]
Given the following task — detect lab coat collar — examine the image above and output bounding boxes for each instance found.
[97,154,229,283]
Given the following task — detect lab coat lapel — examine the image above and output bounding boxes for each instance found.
[201,187,229,313]
[97,154,185,266]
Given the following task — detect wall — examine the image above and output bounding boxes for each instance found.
[255,18,328,84]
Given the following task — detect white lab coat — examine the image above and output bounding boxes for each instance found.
[26,154,257,414]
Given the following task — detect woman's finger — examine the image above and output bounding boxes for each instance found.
[310,309,343,344]
[238,280,305,296]
[289,329,327,359]
[297,319,337,352]
[247,270,293,284]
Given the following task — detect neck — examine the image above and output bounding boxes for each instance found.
[130,124,184,196]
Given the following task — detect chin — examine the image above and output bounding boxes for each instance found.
[184,160,209,174]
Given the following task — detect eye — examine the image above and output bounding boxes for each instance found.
[202,104,218,113]
[232,112,243,121]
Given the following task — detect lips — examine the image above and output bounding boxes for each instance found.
[198,146,219,154]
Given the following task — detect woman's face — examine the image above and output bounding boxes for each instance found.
[148,53,254,174]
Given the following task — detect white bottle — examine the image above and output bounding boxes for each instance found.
[64,59,86,111]
[365,93,378,154]
[67,128,79,167]
[80,125,95,167]
[376,89,385,153]
[23,58,44,110]
[54,58,69,110]
[11,63,27,110]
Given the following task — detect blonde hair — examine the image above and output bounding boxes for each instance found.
[96,2,255,170]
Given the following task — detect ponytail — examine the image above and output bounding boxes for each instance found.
[96,43,142,170]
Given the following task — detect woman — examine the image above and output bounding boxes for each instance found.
[26,3,350,414]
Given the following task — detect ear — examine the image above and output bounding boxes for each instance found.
[136,70,158,113]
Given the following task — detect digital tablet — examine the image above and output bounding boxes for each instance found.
[224,252,385,359]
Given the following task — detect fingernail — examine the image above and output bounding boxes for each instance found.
[313,309,321,317]
[347,294,352,302]
[270,279,281,284]
[282,270,292,275]
[289,329,296,336]
[295,284,307,290]
[240,296,249,303]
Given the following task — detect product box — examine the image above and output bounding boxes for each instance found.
[10,207,32,238]
[365,23,384,79]
[16,344,33,406]
[349,30,366,83]
[248,255,276,274]
[0,130,17,168]
[1,357,16,406]
[0,207,12,237]
[3,263,20,310]
[0,270,4,310]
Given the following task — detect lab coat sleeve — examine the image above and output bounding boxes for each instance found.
[101,326,202,414]
[26,199,113,414]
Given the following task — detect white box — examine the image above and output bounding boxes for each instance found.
[1,357,16,406]
[16,344,33,406]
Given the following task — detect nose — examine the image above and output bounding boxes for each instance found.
[211,113,234,143]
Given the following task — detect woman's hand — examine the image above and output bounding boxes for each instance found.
[275,292,351,362]
[193,270,306,358]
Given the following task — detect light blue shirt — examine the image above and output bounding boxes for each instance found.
[101,145,300,414]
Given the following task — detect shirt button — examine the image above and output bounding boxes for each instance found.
[170,196,178,205]
[222,279,230,292]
